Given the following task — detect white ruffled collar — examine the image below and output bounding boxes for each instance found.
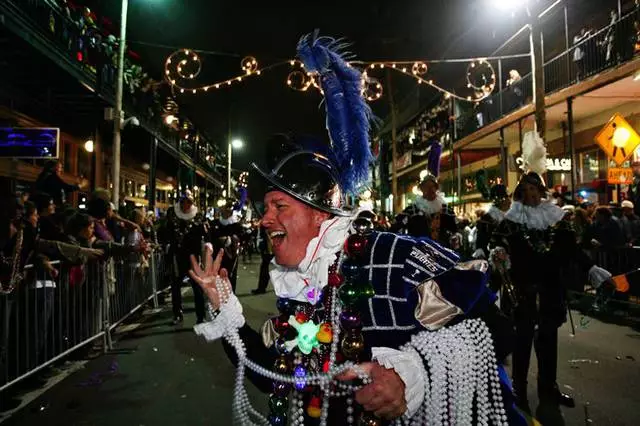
[505,200,565,230]
[174,203,197,221]
[486,205,506,223]
[269,216,354,303]
[413,194,445,216]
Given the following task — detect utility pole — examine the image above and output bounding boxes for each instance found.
[111,0,128,206]
[528,8,546,141]
[386,70,400,214]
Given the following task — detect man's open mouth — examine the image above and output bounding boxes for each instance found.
[269,230,286,247]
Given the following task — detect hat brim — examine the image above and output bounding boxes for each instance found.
[250,162,351,217]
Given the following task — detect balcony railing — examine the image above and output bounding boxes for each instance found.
[455,8,640,141]
[0,0,222,180]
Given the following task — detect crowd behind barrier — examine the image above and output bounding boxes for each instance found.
[0,249,167,392]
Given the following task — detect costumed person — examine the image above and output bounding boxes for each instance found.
[627,160,640,217]
[210,200,244,293]
[405,174,458,249]
[489,131,613,414]
[189,33,525,426]
[473,171,511,260]
[167,190,209,324]
[251,223,274,295]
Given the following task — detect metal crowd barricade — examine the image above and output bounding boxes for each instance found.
[591,246,640,298]
[0,249,167,392]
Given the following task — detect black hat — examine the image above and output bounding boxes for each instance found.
[251,135,347,216]
[419,174,439,187]
[513,171,547,201]
[490,184,509,202]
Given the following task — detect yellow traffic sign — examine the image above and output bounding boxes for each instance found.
[594,113,640,166]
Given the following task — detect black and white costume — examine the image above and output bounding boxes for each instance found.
[167,198,209,323]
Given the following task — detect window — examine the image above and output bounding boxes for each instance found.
[579,150,599,183]
[64,144,73,173]
[77,148,91,179]
[125,179,135,197]
[136,183,147,199]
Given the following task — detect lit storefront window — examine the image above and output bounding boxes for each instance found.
[125,180,135,197]
[579,151,600,183]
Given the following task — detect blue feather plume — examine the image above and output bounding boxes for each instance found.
[297,31,374,194]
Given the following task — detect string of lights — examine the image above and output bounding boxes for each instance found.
[164,49,504,103]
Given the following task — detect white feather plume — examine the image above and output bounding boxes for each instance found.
[521,131,547,175]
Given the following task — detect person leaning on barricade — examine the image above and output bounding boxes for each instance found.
[65,213,145,258]
[1,198,104,293]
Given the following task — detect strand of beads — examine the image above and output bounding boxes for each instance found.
[339,217,378,425]
[401,318,509,426]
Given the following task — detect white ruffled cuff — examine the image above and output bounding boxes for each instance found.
[589,265,612,289]
[193,293,245,342]
[371,346,426,419]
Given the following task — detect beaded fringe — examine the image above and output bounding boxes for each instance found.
[395,318,510,426]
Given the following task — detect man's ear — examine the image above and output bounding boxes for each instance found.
[313,210,331,226]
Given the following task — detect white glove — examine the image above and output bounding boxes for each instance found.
[472,248,486,259]
[588,265,612,289]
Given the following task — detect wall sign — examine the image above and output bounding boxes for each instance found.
[515,156,571,172]
[607,167,633,185]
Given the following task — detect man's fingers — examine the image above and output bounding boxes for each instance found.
[190,254,204,277]
[203,244,214,274]
[212,249,224,276]
[220,268,229,280]
[335,362,374,381]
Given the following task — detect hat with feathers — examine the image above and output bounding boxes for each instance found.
[514,131,548,200]
[250,31,375,216]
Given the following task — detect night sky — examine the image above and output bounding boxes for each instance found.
[99,0,619,170]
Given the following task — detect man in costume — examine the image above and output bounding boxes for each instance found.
[473,175,511,260]
[187,34,525,426]
[404,175,458,249]
[490,132,612,414]
[627,160,640,217]
[167,191,209,324]
[209,204,243,293]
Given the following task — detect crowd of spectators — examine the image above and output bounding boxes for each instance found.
[0,160,158,409]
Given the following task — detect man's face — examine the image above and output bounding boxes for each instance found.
[180,199,193,213]
[420,181,438,201]
[623,207,633,216]
[262,191,329,268]
[521,183,542,207]
[498,198,511,212]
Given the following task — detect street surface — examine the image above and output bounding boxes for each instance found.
[1,258,639,426]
